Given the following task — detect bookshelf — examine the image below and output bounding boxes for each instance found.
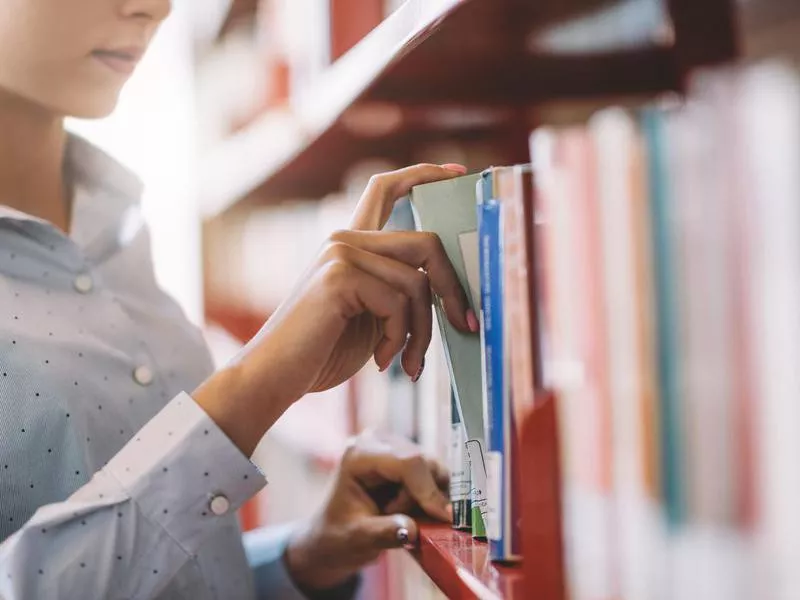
[741,0,800,31]
[412,524,525,600]
[195,1,800,599]
[200,0,738,217]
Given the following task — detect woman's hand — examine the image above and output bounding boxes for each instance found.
[284,431,451,592]
[194,163,478,456]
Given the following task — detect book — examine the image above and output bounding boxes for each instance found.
[726,62,800,600]
[477,167,508,559]
[641,108,686,528]
[449,388,472,531]
[590,107,664,599]
[499,164,539,564]
[478,165,534,562]
[408,173,488,538]
[531,126,616,599]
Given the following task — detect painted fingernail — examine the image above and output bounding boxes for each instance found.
[441,163,467,174]
[411,357,425,383]
[396,527,410,545]
[466,309,479,333]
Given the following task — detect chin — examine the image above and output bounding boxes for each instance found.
[61,89,122,120]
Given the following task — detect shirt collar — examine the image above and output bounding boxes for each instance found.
[64,133,143,202]
[0,133,143,225]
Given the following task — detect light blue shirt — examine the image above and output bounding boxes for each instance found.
[0,136,309,599]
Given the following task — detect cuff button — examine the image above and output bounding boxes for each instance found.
[209,495,230,516]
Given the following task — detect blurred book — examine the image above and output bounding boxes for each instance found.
[527,60,800,600]
[497,164,541,564]
[532,125,617,600]
[590,108,664,600]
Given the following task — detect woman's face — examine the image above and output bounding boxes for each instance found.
[0,0,171,118]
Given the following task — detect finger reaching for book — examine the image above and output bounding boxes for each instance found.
[325,229,473,377]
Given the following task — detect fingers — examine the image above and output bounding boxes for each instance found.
[350,163,468,231]
[330,230,473,334]
[320,261,409,369]
[382,460,449,516]
[427,457,450,492]
[398,454,451,521]
[376,431,450,492]
[321,240,431,377]
[347,441,452,523]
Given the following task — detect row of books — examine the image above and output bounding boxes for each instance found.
[404,58,800,599]
[407,159,539,560]
[537,60,800,600]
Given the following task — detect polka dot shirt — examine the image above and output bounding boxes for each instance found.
[0,137,307,600]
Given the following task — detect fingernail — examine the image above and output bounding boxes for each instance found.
[466,309,479,333]
[441,163,467,174]
[378,358,390,373]
[411,357,425,383]
[446,503,454,522]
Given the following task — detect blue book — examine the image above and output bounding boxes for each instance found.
[477,168,516,560]
[642,109,685,527]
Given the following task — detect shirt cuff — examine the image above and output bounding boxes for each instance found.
[102,391,266,554]
[244,524,361,600]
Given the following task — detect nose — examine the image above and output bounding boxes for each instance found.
[119,0,172,23]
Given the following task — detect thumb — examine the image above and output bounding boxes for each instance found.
[356,514,419,553]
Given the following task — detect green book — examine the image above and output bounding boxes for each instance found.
[642,108,685,527]
[408,173,488,538]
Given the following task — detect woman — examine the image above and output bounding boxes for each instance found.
[0,1,478,598]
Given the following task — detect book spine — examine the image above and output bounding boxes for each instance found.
[500,165,536,564]
[532,128,616,597]
[478,169,511,558]
[641,108,686,527]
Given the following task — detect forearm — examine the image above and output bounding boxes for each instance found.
[0,392,265,599]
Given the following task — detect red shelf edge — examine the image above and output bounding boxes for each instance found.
[411,524,525,600]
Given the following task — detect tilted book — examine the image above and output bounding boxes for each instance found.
[408,173,488,537]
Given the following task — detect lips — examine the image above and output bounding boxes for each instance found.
[91,48,143,75]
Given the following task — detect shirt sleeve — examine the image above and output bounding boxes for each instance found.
[0,392,266,600]
[244,524,361,600]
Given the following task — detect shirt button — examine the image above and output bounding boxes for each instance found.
[73,274,94,294]
[209,495,230,516]
[133,365,154,386]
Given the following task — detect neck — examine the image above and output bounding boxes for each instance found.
[0,90,69,231]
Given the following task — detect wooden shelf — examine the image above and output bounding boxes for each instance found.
[740,0,800,32]
[201,0,741,216]
[410,524,525,600]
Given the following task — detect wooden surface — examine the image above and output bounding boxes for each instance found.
[203,0,736,214]
[411,524,525,600]
[740,0,800,31]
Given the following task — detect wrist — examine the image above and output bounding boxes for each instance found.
[284,518,359,593]
[193,363,291,457]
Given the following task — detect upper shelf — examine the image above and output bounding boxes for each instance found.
[200,0,738,216]
[740,0,800,31]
